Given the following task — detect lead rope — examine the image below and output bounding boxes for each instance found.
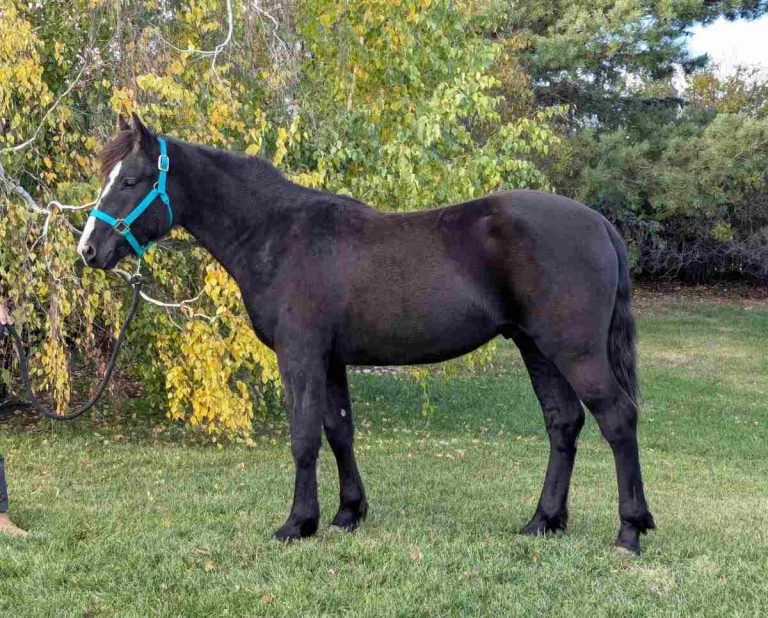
[0,273,143,421]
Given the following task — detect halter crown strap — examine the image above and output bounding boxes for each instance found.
[91,137,173,257]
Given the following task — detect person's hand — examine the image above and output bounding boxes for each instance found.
[0,303,12,338]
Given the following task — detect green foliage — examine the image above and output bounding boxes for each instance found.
[687,66,768,118]
[292,0,561,208]
[555,95,768,264]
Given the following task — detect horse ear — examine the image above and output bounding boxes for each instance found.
[117,114,130,132]
[129,112,153,153]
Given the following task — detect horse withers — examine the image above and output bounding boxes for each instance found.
[78,114,655,554]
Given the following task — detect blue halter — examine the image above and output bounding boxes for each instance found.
[91,137,173,257]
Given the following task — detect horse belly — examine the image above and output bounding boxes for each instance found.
[340,292,499,366]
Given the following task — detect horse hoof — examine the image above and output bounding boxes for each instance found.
[272,519,318,542]
[520,514,566,536]
[613,512,654,555]
[612,543,640,557]
[272,525,301,542]
[330,499,368,531]
[330,510,362,531]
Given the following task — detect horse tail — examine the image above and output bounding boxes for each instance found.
[604,220,639,405]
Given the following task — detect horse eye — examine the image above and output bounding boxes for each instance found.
[121,177,138,188]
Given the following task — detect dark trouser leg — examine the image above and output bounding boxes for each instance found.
[324,362,367,530]
[516,337,585,535]
[0,455,9,513]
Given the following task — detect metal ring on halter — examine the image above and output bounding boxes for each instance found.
[114,219,130,235]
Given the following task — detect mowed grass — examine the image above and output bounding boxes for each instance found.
[2,292,768,616]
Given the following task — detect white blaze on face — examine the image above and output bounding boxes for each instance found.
[77,160,123,261]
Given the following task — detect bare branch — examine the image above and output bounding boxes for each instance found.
[47,199,97,212]
[0,161,48,215]
[113,268,217,322]
[0,160,93,240]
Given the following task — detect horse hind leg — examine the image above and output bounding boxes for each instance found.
[554,349,655,554]
[514,334,585,535]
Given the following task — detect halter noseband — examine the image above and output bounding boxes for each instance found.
[91,137,173,257]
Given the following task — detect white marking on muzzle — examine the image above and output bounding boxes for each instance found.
[77,161,123,262]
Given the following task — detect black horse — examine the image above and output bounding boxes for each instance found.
[79,114,655,553]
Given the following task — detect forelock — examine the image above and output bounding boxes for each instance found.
[99,130,134,179]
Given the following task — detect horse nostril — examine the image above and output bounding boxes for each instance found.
[82,243,96,261]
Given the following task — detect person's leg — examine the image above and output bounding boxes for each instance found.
[0,454,29,536]
[0,455,8,514]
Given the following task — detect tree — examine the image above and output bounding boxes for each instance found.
[506,0,767,131]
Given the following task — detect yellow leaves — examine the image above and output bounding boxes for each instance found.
[244,111,268,156]
[110,87,135,114]
[711,221,734,243]
[273,117,302,168]
[201,20,220,34]
[157,261,279,438]
[53,41,64,65]
[136,74,196,106]
[290,167,328,189]
[273,127,289,167]
[0,5,52,143]
[319,8,341,27]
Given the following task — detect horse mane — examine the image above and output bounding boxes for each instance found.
[99,129,290,189]
[99,130,134,179]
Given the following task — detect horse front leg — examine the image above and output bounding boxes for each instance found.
[324,361,367,530]
[273,354,327,541]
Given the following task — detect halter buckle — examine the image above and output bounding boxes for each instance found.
[158,154,170,172]
[114,219,131,235]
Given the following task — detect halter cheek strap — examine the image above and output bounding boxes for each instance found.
[91,137,173,257]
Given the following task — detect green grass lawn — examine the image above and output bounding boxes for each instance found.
[2,292,768,616]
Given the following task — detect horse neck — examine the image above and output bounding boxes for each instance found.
[172,139,301,282]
